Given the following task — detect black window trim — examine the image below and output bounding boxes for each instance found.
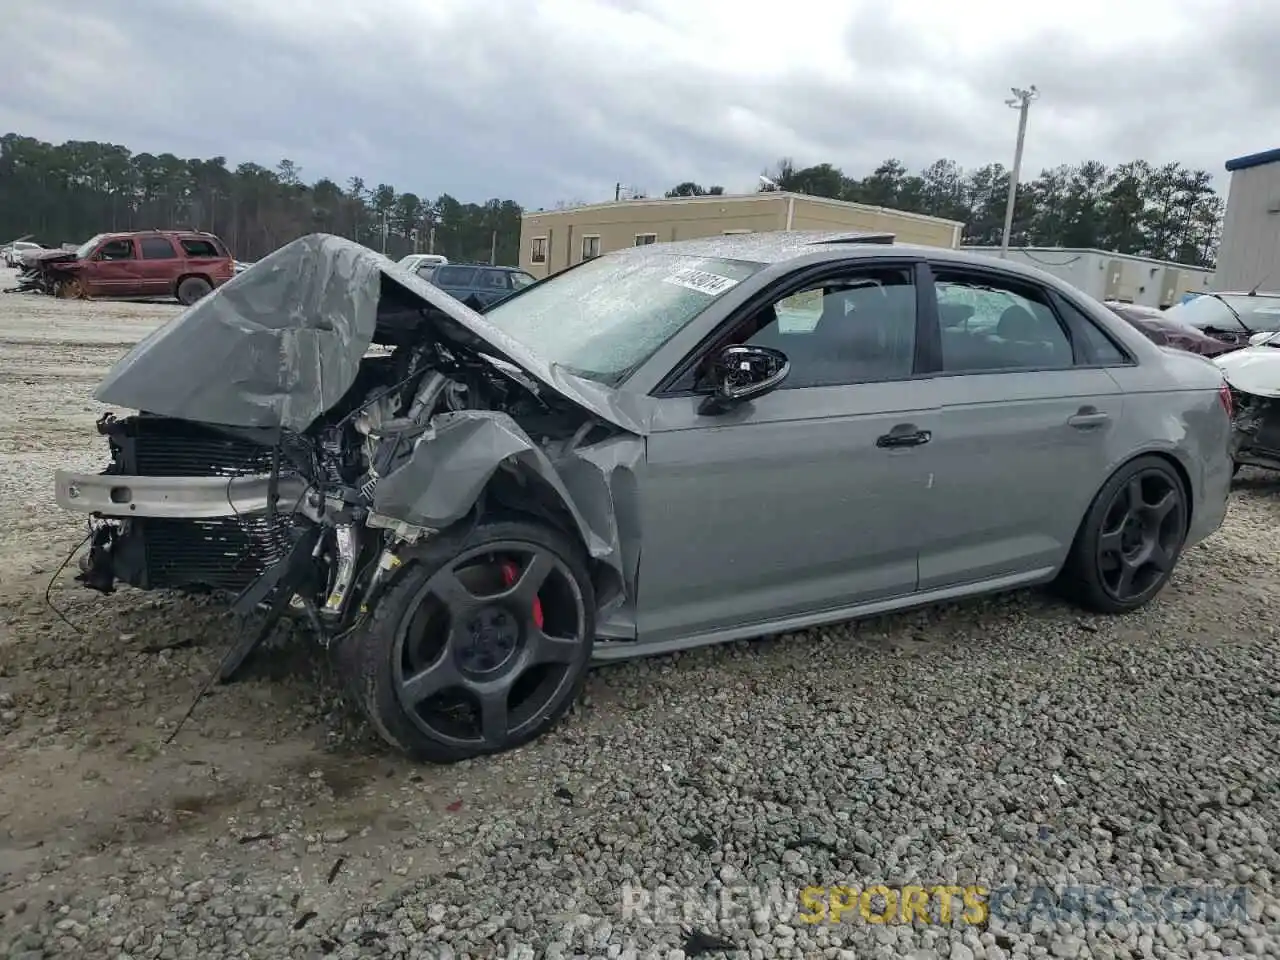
[921,261,1136,377]
[653,256,932,397]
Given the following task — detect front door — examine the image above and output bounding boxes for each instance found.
[918,266,1127,589]
[85,237,144,296]
[637,262,937,646]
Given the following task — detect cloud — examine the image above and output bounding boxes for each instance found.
[1,0,1275,208]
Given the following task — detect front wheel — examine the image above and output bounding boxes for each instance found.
[349,519,596,763]
[1056,455,1189,614]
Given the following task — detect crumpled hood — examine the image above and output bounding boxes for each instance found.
[93,233,649,435]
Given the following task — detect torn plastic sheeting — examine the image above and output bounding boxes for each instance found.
[372,410,622,577]
[91,230,654,436]
[94,234,382,431]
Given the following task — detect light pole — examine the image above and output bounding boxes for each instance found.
[999,84,1038,259]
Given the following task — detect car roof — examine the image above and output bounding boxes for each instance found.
[603,230,1088,287]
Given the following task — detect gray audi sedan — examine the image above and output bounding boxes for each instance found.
[55,231,1233,762]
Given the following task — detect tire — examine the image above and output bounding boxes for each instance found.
[1056,455,1189,614]
[347,519,596,763]
[176,276,213,306]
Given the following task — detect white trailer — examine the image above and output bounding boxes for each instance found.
[960,246,1214,309]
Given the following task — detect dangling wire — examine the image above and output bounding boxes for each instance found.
[44,527,92,636]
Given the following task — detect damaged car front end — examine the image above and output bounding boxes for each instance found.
[1215,332,1280,474]
[55,233,646,762]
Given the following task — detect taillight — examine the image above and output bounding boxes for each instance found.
[1218,382,1234,419]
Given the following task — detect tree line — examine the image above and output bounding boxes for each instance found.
[0,133,523,264]
[1,132,1223,269]
[745,155,1223,267]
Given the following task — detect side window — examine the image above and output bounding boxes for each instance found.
[98,239,135,260]
[934,273,1073,372]
[140,237,177,260]
[180,238,222,258]
[434,266,477,286]
[729,267,917,389]
[1245,304,1280,333]
[511,272,536,290]
[1057,298,1130,365]
[480,270,510,289]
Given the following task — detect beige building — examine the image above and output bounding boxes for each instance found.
[518,192,966,278]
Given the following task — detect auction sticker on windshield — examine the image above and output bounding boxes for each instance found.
[663,266,741,297]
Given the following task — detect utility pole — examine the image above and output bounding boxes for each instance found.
[490,230,497,265]
[999,85,1039,259]
[380,210,388,254]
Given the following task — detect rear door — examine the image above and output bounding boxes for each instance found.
[137,235,181,295]
[916,262,1130,589]
[178,236,233,287]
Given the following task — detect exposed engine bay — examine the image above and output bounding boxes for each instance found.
[1225,387,1280,472]
[54,234,643,683]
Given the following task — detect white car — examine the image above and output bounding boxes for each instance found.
[3,241,41,268]
[396,253,449,273]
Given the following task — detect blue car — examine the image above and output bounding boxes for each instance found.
[416,263,537,309]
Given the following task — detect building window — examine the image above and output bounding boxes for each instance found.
[581,235,601,260]
[722,229,752,235]
[530,237,547,264]
[635,233,657,246]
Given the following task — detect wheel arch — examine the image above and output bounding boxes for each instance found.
[1071,447,1194,558]
[173,272,213,294]
[478,462,625,611]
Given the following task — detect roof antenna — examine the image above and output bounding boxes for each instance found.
[1248,264,1276,296]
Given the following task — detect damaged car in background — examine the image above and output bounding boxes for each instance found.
[1215,331,1280,475]
[55,232,1233,762]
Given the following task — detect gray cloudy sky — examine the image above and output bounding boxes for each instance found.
[4,0,1277,208]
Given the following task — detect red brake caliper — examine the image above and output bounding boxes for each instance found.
[500,560,544,628]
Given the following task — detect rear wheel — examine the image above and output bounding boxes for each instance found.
[176,276,213,305]
[349,519,595,763]
[1057,456,1189,614]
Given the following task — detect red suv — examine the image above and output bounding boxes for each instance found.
[38,230,235,305]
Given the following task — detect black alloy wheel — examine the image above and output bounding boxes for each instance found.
[1058,455,1189,614]
[352,520,595,763]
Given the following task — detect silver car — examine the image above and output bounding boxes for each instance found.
[54,232,1233,762]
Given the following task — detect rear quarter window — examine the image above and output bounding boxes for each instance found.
[180,238,224,258]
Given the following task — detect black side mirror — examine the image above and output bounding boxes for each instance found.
[698,344,790,415]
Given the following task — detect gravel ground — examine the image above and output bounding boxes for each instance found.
[1,268,1279,960]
